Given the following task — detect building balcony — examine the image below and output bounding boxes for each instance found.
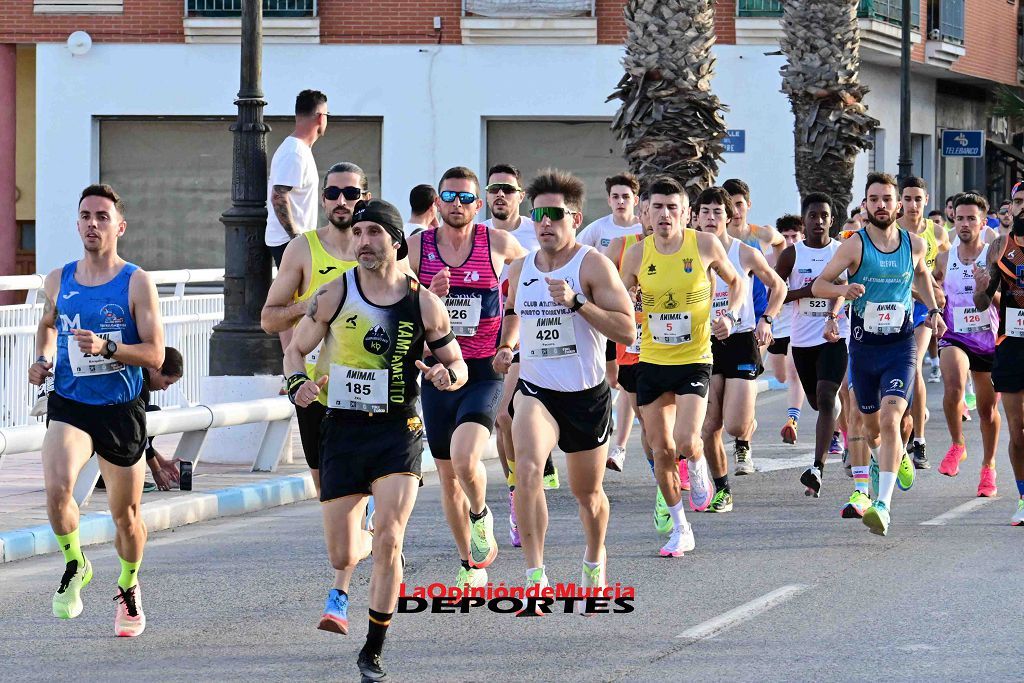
[460,0,597,45]
[34,0,122,14]
[183,0,319,43]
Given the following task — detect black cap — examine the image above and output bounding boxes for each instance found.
[351,199,408,260]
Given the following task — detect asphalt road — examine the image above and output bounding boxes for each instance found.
[1,385,1021,682]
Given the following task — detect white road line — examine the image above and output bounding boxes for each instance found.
[676,584,808,642]
[920,497,999,526]
[756,456,840,473]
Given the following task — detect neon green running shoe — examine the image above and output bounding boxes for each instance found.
[543,467,560,490]
[705,489,734,513]
[862,500,891,536]
[841,490,871,519]
[455,565,488,589]
[654,489,673,534]
[897,451,915,491]
[469,507,498,569]
[53,557,93,619]
[964,392,977,411]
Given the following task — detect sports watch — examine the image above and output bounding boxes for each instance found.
[569,293,588,312]
[100,339,118,359]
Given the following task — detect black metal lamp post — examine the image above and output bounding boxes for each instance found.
[897,0,913,182]
[209,0,280,375]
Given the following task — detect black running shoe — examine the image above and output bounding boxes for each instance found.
[800,467,822,498]
[909,441,930,470]
[358,648,388,682]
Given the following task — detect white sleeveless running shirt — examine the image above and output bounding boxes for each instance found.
[713,239,756,334]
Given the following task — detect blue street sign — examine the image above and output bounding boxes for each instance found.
[723,129,745,154]
[941,130,984,158]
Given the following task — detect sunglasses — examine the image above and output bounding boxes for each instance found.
[486,183,521,195]
[324,186,363,201]
[440,190,478,205]
[531,206,578,223]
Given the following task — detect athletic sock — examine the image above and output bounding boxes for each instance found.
[469,506,487,522]
[364,608,392,656]
[667,498,688,528]
[543,455,555,477]
[787,407,801,422]
[1016,480,1024,497]
[877,471,898,506]
[647,459,656,481]
[506,459,516,488]
[583,559,602,572]
[813,457,826,472]
[54,529,85,567]
[713,475,730,494]
[117,556,142,590]
[461,559,471,571]
[913,436,926,447]
[852,466,870,495]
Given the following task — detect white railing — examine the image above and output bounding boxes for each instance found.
[0,270,225,428]
[0,396,294,506]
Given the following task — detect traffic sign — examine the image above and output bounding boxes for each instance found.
[723,129,745,154]
[941,130,984,158]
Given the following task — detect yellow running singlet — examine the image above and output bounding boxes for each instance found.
[297,230,357,376]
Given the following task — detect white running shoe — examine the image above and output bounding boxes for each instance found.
[659,523,695,557]
[1012,498,1024,527]
[606,445,626,472]
[687,457,715,512]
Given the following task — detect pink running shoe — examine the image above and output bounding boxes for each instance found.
[114,583,146,637]
[678,457,690,492]
[508,489,521,548]
[686,457,715,512]
[938,443,966,477]
[977,467,997,497]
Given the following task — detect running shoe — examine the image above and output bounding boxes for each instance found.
[862,500,891,536]
[357,647,388,683]
[606,445,626,472]
[364,496,376,533]
[800,467,822,498]
[654,488,673,534]
[1013,499,1024,527]
[977,467,997,498]
[897,451,916,491]
[52,557,93,620]
[455,565,488,588]
[842,448,853,478]
[579,559,607,615]
[686,457,715,512]
[841,490,871,519]
[938,443,966,477]
[733,443,755,475]
[706,489,733,513]
[828,432,844,459]
[659,523,695,557]
[869,454,879,499]
[965,392,977,411]
[508,489,521,548]
[318,588,349,634]
[780,417,798,445]
[469,507,498,568]
[909,440,930,470]
[927,364,941,383]
[678,457,690,491]
[113,583,146,637]
[543,466,560,490]
[962,404,972,422]
[521,567,550,616]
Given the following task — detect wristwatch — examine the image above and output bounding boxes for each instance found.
[100,339,118,359]
[446,368,457,386]
[927,308,943,317]
[760,313,774,325]
[569,293,588,312]
[724,310,740,325]
[826,312,839,321]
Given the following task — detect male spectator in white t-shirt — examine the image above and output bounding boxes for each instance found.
[575,171,641,249]
[482,164,537,252]
[265,89,329,268]
[405,184,440,238]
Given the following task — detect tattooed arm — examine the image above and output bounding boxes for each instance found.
[282,278,344,378]
[271,184,298,239]
[29,269,61,385]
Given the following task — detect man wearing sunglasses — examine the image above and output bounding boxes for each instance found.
[495,169,635,598]
[576,172,642,249]
[406,166,527,589]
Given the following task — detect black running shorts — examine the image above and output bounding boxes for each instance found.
[992,339,1024,393]
[617,363,639,394]
[939,339,994,374]
[635,361,712,406]
[791,341,849,411]
[295,400,327,470]
[510,379,612,454]
[47,392,148,467]
[711,331,764,379]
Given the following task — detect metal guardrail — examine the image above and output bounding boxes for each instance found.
[186,0,316,17]
[0,396,295,506]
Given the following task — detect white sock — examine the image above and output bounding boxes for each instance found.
[913,436,925,446]
[869,445,879,461]
[668,498,688,529]
[877,471,898,506]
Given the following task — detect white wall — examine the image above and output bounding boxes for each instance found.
[36,42,800,271]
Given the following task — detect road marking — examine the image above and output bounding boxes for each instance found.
[755,456,840,473]
[920,497,998,525]
[676,584,808,642]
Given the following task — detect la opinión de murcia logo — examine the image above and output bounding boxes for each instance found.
[398,582,636,617]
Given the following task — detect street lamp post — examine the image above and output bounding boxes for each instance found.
[209,0,280,376]
[897,0,913,182]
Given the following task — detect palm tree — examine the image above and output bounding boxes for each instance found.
[608,0,728,196]
[779,0,878,214]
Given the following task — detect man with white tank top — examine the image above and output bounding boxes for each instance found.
[494,169,635,601]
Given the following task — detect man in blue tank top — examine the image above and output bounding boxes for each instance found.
[27,184,165,636]
[812,172,945,536]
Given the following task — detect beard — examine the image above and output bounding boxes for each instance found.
[444,211,474,229]
[328,209,352,230]
[491,206,510,220]
[867,211,894,229]
[1012,214,1024,237]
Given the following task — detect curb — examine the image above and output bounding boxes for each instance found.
[0,437,498,564]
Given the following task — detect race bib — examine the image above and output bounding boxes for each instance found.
[1005,308,1024,338]
[445,295,482,336]
[68,331,124,377]
[327,364,389,413]
[863,302,905,335]
[626,320,642,354]
[711,290,729,318]
[952,306,990,334]
[648,312,692,345]
[522,314,577,359]
[798,298,830,318]
[304,346,320,367]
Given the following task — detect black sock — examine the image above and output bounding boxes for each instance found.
[461,559,471,570]
[736,440,750,451]
[713,475,730,493]
[509,484,515,493]
[543,455,555,476]
[364,608,391,655]
[469,506,487,522]
[813,459,825,472]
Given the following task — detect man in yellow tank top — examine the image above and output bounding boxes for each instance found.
[897,176,950,470]
[619,177,743,558]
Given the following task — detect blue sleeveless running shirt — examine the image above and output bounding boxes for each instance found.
[848,230,914,345]
[55,261,143,405]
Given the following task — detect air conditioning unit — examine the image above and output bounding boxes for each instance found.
[928,28,942,40]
